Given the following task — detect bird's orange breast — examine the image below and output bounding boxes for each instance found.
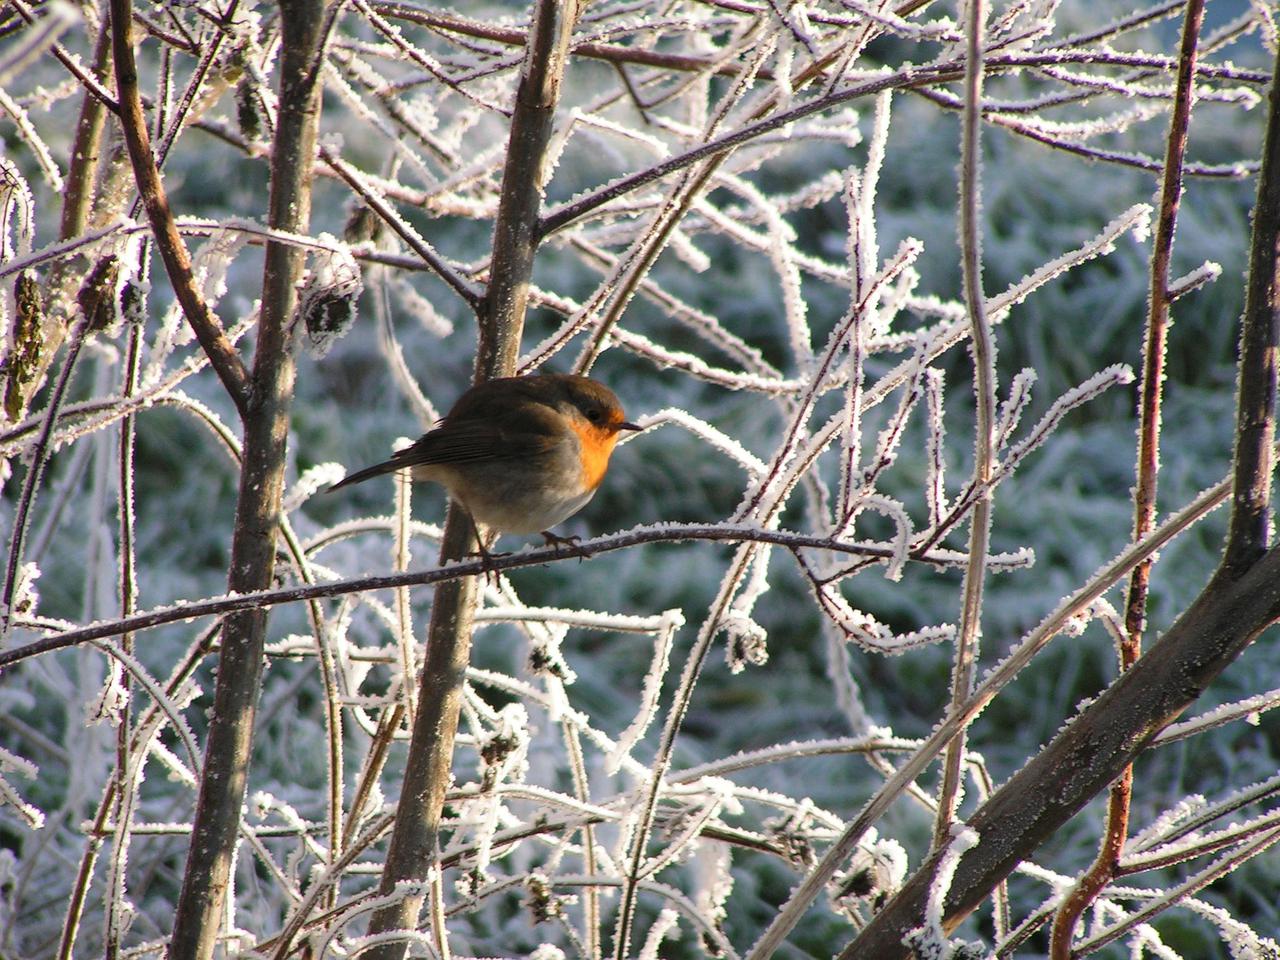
[568,420,619,491]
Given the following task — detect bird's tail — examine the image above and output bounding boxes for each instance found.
[326,457,402,493]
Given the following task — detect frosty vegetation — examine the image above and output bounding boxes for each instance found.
[1,1,1279,958]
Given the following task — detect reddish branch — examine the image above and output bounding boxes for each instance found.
[1049,1,1206,956]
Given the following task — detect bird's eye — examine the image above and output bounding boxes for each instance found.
[586,408,602,423]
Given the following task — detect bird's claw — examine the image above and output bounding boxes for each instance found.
[542,531,590,562]
[467,541,510,587]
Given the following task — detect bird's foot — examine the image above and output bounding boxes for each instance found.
[467,540,510,587]
[542,531,590,562]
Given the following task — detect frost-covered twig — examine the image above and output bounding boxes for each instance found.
[1072,824,1280,956]
[1151,686,1280,746]
[321,149,483,309]
[934,0,993,851]
[1,316,90,642]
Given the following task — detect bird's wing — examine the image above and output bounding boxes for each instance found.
[328,383,564,493]
[386,404,563,468]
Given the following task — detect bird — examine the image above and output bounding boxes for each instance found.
[329,374,641,545]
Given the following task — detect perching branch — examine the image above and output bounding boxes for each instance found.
[0,522,1034,673]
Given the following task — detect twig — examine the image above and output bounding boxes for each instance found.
[371,1,776,79]
[1073,825,1280,956]
[320,148,483,309]
[933,0,993,851]
[7,0,120,112]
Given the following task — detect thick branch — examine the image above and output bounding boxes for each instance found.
[167,2,331,957]
[842,548,1280,958]
[108,0,250,415]
[479,0,579,372]
[1224,47,1280,574]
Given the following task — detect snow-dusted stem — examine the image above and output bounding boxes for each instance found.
[1074,824,1280,956]
[563,724,602,959]
[0,315,90,642]
[614,543,761,960]
[934,0,993,850]
[481,0,580,373]
[1049,2,1206,954]
[56,17,111,245]
[0,524,1035,671]
[394,474,417,719]
[105,319,143,960]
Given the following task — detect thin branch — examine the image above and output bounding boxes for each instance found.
[934,0,994,852]
[0,521,1036,672]
[1050,2,1206,954]
[8,0,120,112]
[108,0,250,415]
[320,148,483,308]
[0,315,90,639]
[370,1,776,80]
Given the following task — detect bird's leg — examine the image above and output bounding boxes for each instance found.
[541,530,590,562]
[465,515,509,586]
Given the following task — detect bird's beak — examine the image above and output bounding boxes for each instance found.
[618,421,643,432]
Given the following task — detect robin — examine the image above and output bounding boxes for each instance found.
[329,374,642,545]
